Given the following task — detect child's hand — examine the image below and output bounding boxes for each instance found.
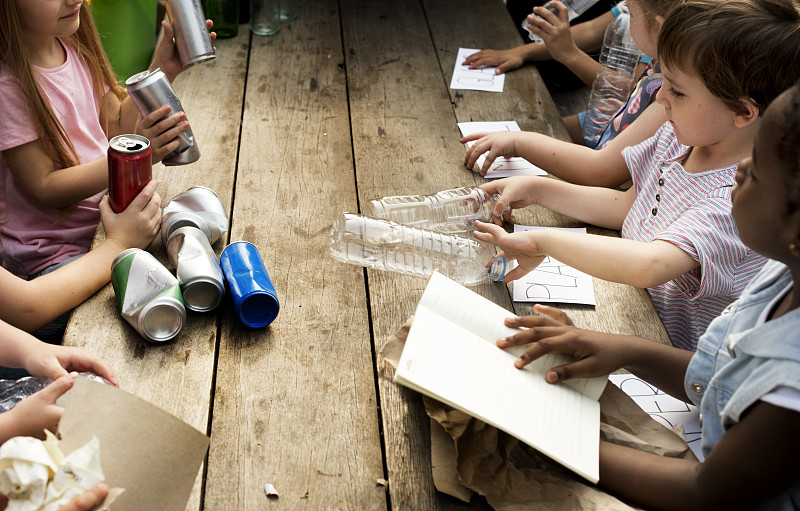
[22,343,117,386]
[463,48,525,75]
[525,2,580,64]
[461,131,524,176]
[472,220,547,282]
[100,180,162,251]
[57,484,110,511]
[479,176,539,224]
[135,105,190,163]
[153,19,217,83]
[6,373,77,440]
[496,304,628,377]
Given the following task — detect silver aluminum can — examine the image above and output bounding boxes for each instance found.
[165,0,216,68]
[161,186,228,245]
[111,249,186,343]
[166,226,225,312]
[125,68,200,166]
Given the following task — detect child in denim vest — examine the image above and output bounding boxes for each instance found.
[494,80,800,510]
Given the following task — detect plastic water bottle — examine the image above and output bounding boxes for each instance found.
[582,4,642,147]
[364,186,502,235]
[522,0,601,44]
[329,213,509,286]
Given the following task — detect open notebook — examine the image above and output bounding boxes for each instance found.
[394,271,607,483]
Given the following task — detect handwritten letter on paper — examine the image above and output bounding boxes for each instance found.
[450,48,506,93]
[512,226,596,305]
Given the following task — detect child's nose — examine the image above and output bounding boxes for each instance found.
[655,87,669,108]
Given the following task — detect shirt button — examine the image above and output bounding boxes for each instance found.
[691,382,704,394]
[722,304,733,315]
[656,193,661,202]
[658,178,665,186]
[651,207,658,216]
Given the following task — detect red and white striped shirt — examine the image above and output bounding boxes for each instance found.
[621,122,766,350]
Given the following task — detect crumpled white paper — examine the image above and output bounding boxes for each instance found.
[0,432,105,511]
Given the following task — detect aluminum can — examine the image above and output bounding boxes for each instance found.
[108,134,152,213]
[165,0,216,68]
[162,186,228,245]
[111,248,187,342]
[125,68,200,166]
[166,226,225,312]
[220,242,280,328]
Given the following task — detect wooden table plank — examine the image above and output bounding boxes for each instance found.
[203,3,387,509]
[341,0,511,508]
[63,28,249,511]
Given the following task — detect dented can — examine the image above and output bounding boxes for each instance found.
[165,0,215,68]
[162,186,228,245]
[108,134,152,213]
[125,68,200,166]
[166,226,225,312]
[111,249,186,342]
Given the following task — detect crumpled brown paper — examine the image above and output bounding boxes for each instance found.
[381,316,696,511]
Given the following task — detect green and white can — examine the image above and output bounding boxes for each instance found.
[111,248,186,342]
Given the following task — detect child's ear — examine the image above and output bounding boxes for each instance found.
[733,98,761,128]
[654,14,665,29]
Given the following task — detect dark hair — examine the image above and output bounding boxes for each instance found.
[658,0,800,116]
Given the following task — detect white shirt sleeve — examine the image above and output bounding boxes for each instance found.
[761,386,800,414]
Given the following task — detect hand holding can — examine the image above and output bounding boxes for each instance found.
[108,135,153,213]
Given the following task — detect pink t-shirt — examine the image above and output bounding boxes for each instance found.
[621,122,766,350]
[0,39,107,278]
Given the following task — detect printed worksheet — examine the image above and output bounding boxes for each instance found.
[609,374,704,461]
[450,48,506,92]
[511,226,596,305]
[457,121,547,178]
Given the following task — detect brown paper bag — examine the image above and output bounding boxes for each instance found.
[381,316,695,510]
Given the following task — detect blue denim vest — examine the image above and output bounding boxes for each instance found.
[685,260,800,509]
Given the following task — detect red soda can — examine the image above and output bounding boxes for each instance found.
[108,134,152,213]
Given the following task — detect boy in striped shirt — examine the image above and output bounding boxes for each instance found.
[467,0,800,350]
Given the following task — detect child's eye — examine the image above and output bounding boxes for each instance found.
[668,87,685,99]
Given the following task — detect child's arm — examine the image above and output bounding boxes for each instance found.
[462,129,631,187]
[497,304,692,400]
[600,403,800,510]
[463,8,612,75]
[480,175,634,228]
[474,220,699,288]
[0,182,161,331]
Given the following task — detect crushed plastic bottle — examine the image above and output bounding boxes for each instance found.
[522,0,601,44]
[364,186,502,235]
[581,4,643,147]
[329,212,508,286]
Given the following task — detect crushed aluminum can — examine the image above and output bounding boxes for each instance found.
[126,68,200,166]
[166,226,225,312]
[111,248,186,342]
[162,186,228,245]
[165,0,216,68]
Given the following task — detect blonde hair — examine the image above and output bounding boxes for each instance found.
[658,0,800,116]
[0,1,125,170]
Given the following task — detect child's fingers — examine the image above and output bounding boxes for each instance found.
[533,304,574,326]
[141,105,172,128]
[129,180,159,211]
[38,372,78,403]
[58,484,109,511]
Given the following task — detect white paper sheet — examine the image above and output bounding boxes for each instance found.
[450,48,506,93]
[511,226,596,305]
[457,121,547,178]
[608,374,703,461]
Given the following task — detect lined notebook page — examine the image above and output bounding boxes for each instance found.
[395,272,600,483]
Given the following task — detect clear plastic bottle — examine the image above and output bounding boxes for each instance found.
[581,4,642,147]
[329,213,508,286]
[363,186,501,235]
[521,0,601,44]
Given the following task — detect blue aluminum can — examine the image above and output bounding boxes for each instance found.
[219,242,279,328]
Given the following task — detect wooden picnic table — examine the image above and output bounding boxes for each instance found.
[65,0,670,509]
